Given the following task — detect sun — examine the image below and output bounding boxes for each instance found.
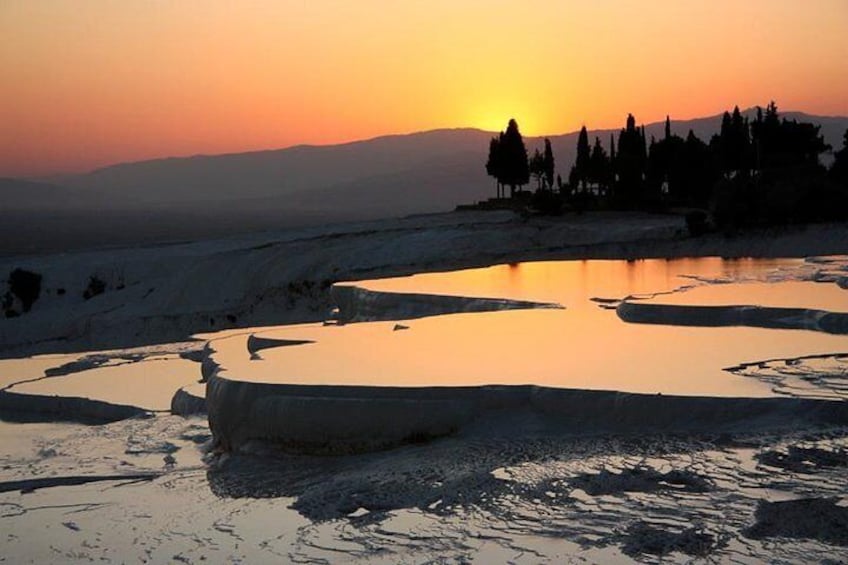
[467,101,539,135]
[471,113,542,135]
[472,114,512,134]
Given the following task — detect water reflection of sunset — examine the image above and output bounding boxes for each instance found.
[216,258,847,397]
[354,258,803,306]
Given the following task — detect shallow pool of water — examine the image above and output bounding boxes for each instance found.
[351,257,806,304]
[212,257,848,398]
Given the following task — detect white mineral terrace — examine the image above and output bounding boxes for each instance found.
[3,255,848,562]
[202,257,848,451]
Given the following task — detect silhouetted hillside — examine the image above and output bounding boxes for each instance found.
[2,111,842,255]
[53,129,493,207]
[0,178,89,210]
[42,112,846,217]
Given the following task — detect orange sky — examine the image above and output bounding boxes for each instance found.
[2,0,847,177]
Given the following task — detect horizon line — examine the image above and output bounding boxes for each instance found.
[17,107,841,181]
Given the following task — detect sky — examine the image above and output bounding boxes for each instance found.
[1,0,847,177]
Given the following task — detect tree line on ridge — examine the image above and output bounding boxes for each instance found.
[484,103,848,229]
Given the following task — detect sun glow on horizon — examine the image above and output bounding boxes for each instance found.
[468,106,539,138]
[1,0,846,177]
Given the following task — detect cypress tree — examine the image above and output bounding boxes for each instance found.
[729,106,751,176]
[574,126,591,191]
[543,138,555,190]
[609,134,616,172]
[485,136,502,198]
[751,101,782,170]
[500,119,530,197]
[615,114,647,207]
[589,137,611,193]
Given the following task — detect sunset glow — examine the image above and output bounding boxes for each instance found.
[2,0,847,177]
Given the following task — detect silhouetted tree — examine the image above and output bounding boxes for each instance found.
[570,126,591,192]
[748,101,828,171]
[588,137,611,193]
[647,117,689,203]
[821,129,848,218]
[499,119,530,197]
[681,130,719,207]
[485,135,504,198]
[614,114,647,207]
[609,133,617,182]
[482,101,838,222]
[751,102,780,171]
[543,138,555,190]
[646,136,663,198]
[745,102,833,223]
[830,129,848,187]
[711,106,751,178]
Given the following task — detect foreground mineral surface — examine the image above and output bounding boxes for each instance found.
[203,257,848,452]
[2,256,847,563]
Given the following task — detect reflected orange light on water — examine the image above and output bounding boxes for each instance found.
[216,258,846,397]
[356,257,800,306]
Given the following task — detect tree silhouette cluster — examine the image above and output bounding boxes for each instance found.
[569,127,616,194]
[484,104,848,227]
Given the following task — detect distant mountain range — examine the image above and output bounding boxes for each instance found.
[4,110,848,219]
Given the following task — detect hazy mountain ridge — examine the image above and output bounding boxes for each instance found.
[50,128,492,205]
[7,111,848,219]
[0,178,83,210]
